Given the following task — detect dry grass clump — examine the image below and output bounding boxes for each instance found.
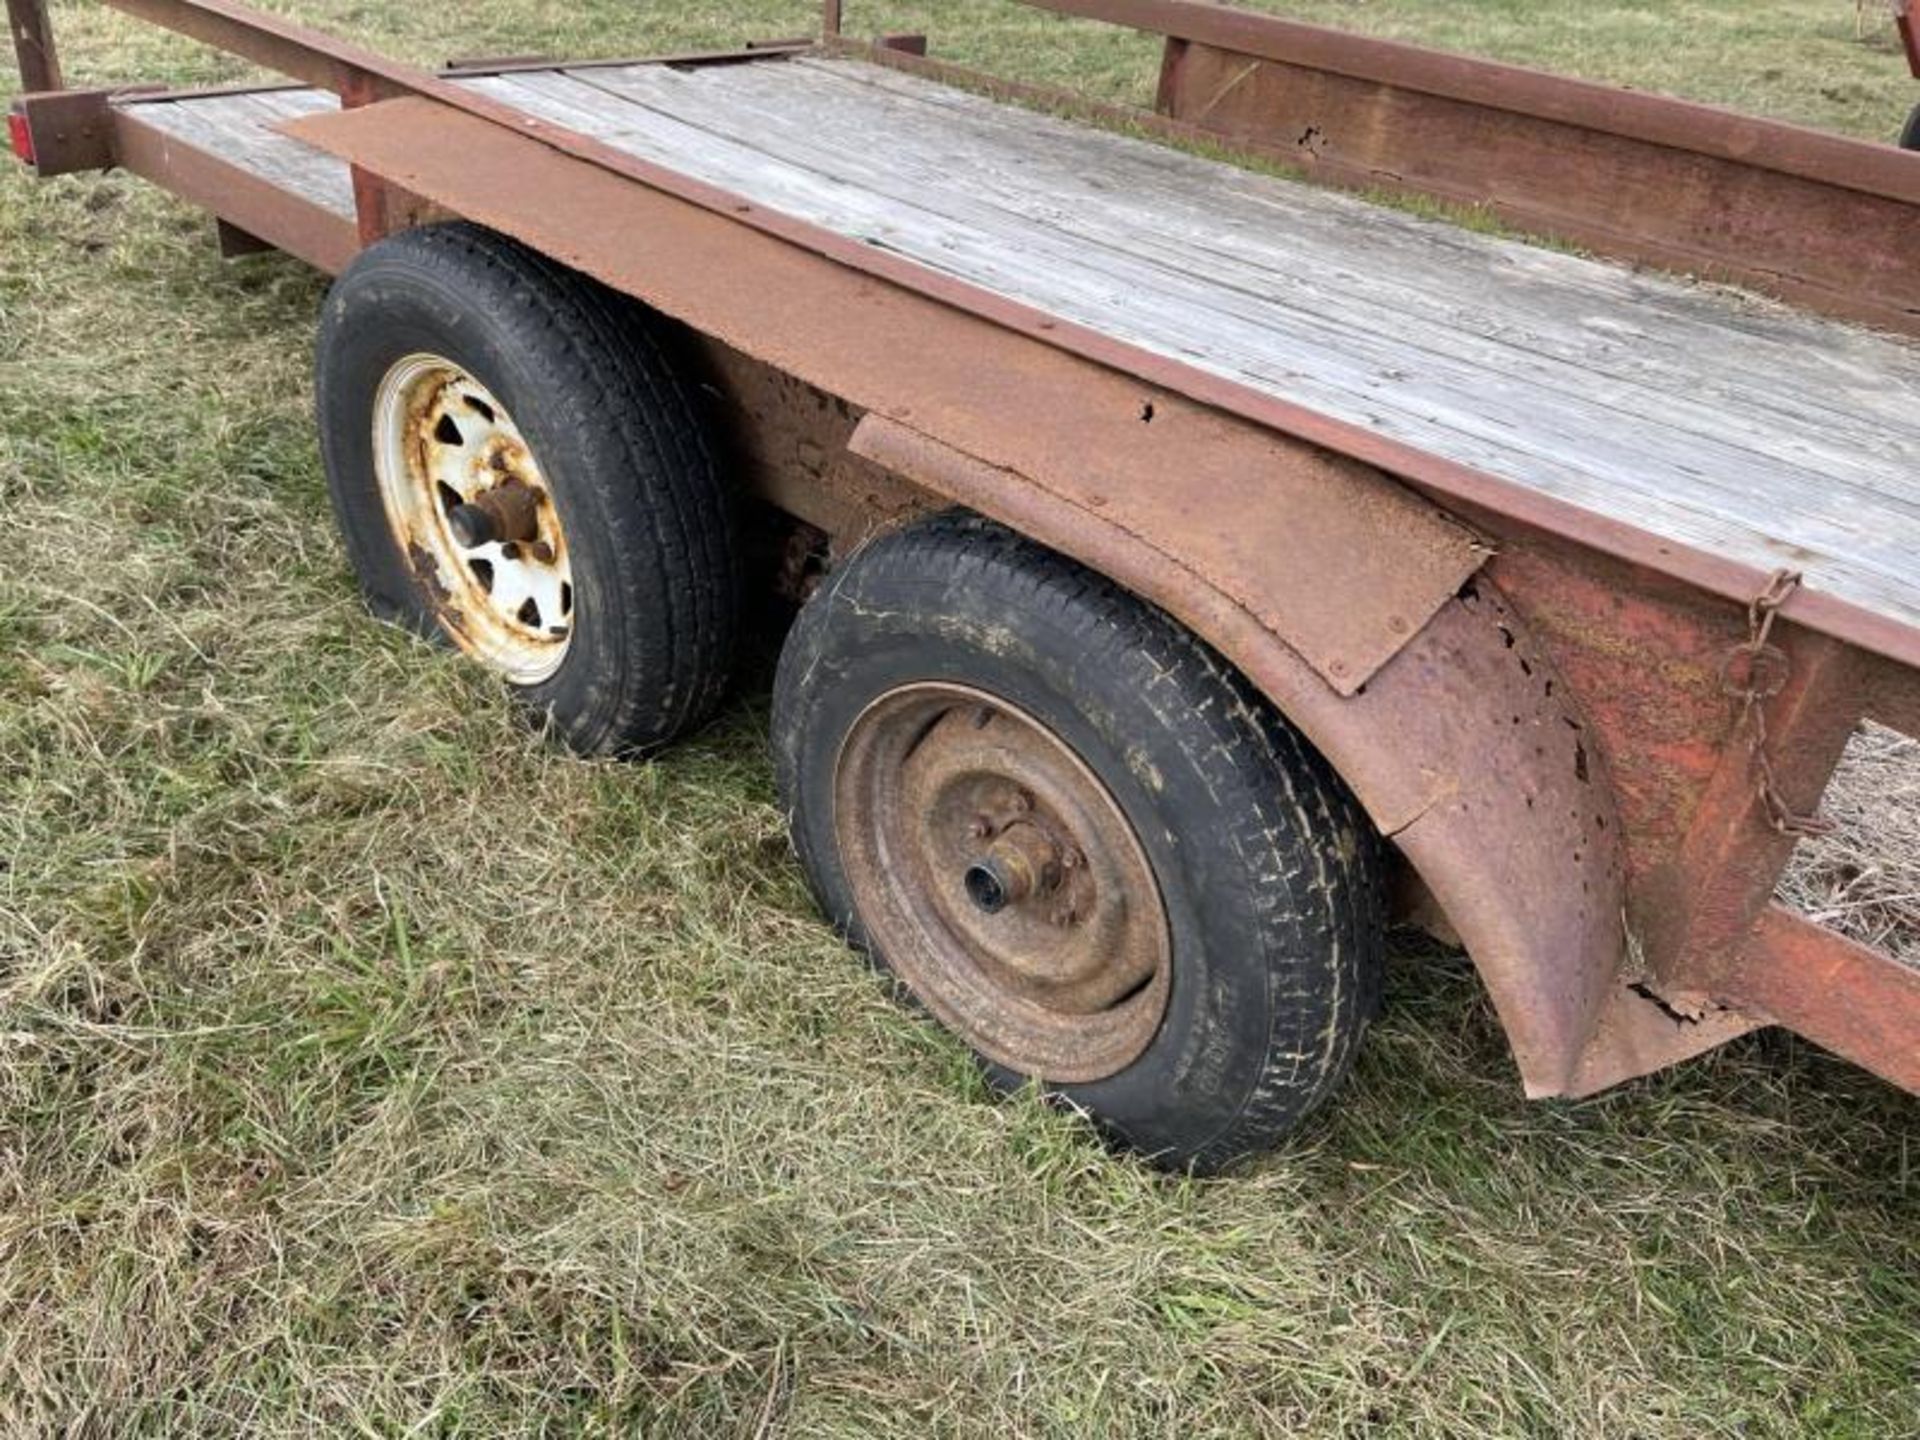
[1779,723,1920,965]
[4,2,1919,1436]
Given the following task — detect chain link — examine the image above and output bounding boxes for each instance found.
[1720,569,1836,838]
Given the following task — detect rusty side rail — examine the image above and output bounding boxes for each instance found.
[7,0,60,92]
[981,0,1920,338]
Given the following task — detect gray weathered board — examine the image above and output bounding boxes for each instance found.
[126,57,1920,634]
[125,87,355,217]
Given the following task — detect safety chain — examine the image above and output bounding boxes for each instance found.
[1720,569,1836,838]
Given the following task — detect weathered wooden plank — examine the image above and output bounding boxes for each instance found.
[464,63,1920,629]
[130,91,353,216]
[610,60,1916,492]
[787,56,1917,462]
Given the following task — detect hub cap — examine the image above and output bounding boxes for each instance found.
[834,683,1172,1083]
[372,354,573,684]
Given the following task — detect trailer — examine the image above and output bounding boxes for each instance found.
[9,0,1919,1171]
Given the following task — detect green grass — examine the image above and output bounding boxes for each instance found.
[3,2,1918,1435]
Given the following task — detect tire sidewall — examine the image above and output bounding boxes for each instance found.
[316,239,670,734]
[777,551,1350,1166]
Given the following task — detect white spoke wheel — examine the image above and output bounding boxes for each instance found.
[315,224,740,756]
[774,514,1387,1173]
[372,355,574,685]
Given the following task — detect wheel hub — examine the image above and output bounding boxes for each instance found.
[834,683,1172,1082]
[372,354,574,684]
[963,819,1060,917]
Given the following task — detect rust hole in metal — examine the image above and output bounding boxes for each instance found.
[1628,981,1715,1027]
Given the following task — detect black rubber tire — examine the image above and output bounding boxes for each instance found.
[1901,102,1920,152]
[314,222,740,756]
[773,513,1386,1172]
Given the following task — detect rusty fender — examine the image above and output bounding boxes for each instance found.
[854,418,1743,1098]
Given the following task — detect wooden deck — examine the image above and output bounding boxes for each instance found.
[123,56,1920,635]
[128,86,353,218]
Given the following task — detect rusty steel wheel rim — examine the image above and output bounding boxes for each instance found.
[835,683,1173,1083]
[373,354,574,684]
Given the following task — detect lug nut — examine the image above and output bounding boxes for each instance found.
[529,540,555,564]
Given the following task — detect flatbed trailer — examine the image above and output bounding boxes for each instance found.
[9,0,1920,1169]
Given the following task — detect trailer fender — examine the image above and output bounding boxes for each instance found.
[853,417,1754,1098]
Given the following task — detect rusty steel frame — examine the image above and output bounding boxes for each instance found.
[11,0,1920,1106]
[1016,0,1914,195]
[6,0,59,92]
[437,40,814,80]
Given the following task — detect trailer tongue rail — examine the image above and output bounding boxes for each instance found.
[8,0,1920,1144]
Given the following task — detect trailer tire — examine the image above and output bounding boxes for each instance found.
[315,222,739,756]
[773,513,1385,1172]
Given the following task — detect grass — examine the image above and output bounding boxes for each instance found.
[3,1,1919,1435]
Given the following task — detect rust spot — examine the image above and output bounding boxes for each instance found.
[406,539,452,602]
